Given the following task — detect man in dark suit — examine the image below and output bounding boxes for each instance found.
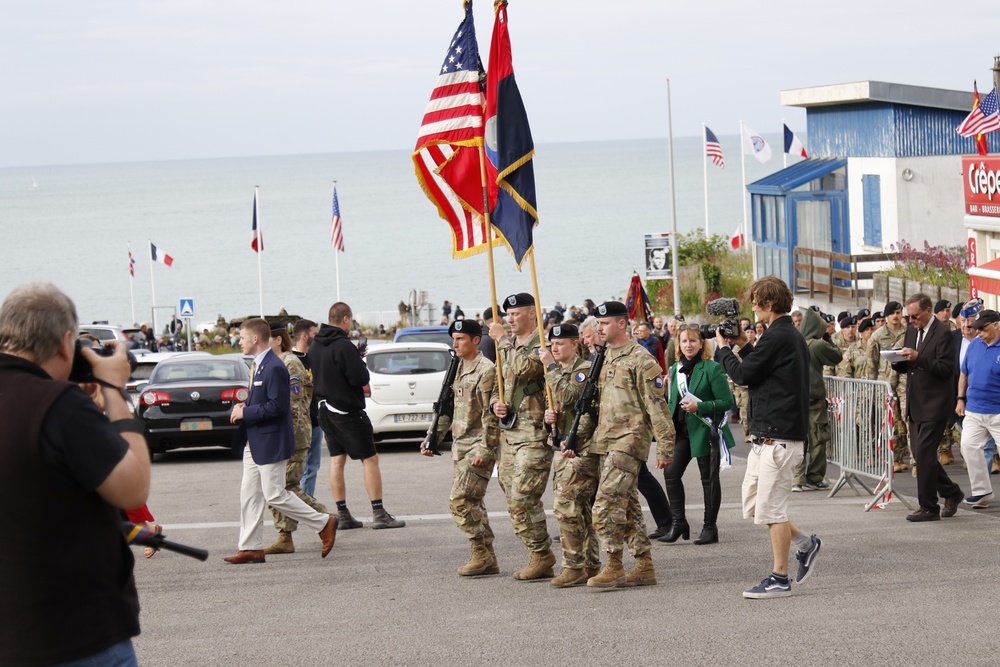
[224,318,336,563]
[892,294,964,522]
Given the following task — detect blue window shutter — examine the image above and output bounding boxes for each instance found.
[862,175,882,246]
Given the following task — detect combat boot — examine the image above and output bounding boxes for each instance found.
[512,549,556,580]
[621,553,657,587]
[483,544,500,575]
[371,507,406,529]
[550,567,589,588]
[939,449,955,465]
[337,509,363,530]
[587,551,626,588]
[457,539,494,576]
[585,564,602,579]
[262,531,295,555]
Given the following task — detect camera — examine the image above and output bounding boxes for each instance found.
[705,297,742,340]
[69,339,137,384]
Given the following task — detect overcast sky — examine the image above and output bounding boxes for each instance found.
[2,0,997,168]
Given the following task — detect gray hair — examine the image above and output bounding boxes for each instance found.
[580,316,599,334]
[0,283,78,364]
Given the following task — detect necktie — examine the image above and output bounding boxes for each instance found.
[916,328,924,350]
[247,361,256,397]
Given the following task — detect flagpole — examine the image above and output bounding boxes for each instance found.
[148,240,157,335]
[702,122,709,236]
[666,79,680,316]
[255,186,264,317]
[477,144,505,403]
[782,117,788,168]
[739,121,758,279]
[527,248,555,412]
[128,243,136,325]
[333,180,341,302]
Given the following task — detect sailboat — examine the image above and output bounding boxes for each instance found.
[28,175,37,190]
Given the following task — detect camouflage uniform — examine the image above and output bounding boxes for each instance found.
[494,329,553,554]
[547,357,601,572]
[828,331,855,376]
[272,351,327,533]
[867,324,909,465]
[837,337,872,379]
[428,353,500,545]
[592,340,675,557]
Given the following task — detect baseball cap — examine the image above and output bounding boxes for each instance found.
[970,310,1000,329]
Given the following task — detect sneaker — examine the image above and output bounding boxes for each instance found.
[791,484,806,493]
[742,574,792,599]
[795,535,822,584]
[964,493,992,509]
[805,480,830,491]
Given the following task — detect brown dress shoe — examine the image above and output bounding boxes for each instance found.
[223,550,266,564]
[942,491,964,518]
[905,508,940,522]
[319,514,338,558]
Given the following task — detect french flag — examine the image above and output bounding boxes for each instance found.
[783,124,808,158]
[251,187,263,253]
[150,242,174,267]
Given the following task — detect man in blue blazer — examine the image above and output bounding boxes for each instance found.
[224,318,336,564]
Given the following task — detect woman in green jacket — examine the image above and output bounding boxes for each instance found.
[656,325,735,545]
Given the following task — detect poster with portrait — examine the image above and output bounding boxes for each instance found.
[644,233,672,280]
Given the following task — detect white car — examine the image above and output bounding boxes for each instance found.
[364,342,453,442]
[126,350,184,410]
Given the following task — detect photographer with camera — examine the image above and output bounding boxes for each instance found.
[0,283,150,666]
[713,277,822,599]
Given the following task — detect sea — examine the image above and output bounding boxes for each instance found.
[0,135,787,330]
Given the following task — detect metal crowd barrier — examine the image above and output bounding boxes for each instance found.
[823,376,913,512]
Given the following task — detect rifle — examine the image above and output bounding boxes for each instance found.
[123,522,209,561]
[425,349,460,456]
[561,344,606,453]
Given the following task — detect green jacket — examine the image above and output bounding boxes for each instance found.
[667,359,735,458]
[799,309,843,401]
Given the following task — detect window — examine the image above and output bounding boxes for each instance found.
[862,175,882,247]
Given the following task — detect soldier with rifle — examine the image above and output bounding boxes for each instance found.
[538,323,604,588]
[421,319,500,576]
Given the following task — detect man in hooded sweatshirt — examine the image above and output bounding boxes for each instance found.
[309,302,406,530]
[792,308,843,492]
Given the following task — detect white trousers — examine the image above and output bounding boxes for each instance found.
[960,411,1000,497]
[238,444,329,551]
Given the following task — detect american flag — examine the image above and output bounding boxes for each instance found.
[957,87,1000,138]
[251,187,263,253]
[412,0,495,259]
[331,185,345,252]
[128,246,135,276]
[705,126,725,168]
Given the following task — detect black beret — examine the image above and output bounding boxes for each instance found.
[548,323,579,340]
[595,301,628,317]
[857,308,871,318]
[952,302,963,319]
[884,301,902,315]
[483,306,496,322]
[269,321,287,333]
[872,311,884,320]
[448,319,482,337]
[675,314,686,322]
[837,311,852,323]
[842,316,857,327]
[502,292,535,313]
[858,318,875,333]
[934,299,952,314]
[809,305,822,312]
[821,313,835,323]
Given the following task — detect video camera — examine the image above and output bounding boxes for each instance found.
[703,297,742,340]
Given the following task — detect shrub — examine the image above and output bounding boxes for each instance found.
[884,240,966,288]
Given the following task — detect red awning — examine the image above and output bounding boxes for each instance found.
[970,256,1000,296]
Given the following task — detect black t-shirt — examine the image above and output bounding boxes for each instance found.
[293,348,320,426]
[40,388,129,490]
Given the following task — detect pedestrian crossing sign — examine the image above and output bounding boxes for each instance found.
[179,298,195,318]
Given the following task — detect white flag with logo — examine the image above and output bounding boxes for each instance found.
[742,125,772,164]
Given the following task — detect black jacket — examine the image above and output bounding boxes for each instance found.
[308,324,370,412]
[717,314,809,440]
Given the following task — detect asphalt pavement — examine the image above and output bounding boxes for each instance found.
[133,430,1000,666]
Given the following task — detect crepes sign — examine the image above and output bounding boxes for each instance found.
[964,156,1000,217]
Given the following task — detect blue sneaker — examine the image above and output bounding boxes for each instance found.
[795,534,822,584]
[742,573,792,599]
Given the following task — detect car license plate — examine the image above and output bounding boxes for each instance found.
[181,420,213,432]
[394,413,432,423]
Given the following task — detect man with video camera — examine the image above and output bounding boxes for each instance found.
[713,276,822,599]
[0,283,151,666]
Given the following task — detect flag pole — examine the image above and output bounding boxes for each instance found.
[255,186,264,317]
[782,117,788,168]
[477,144,505,403]
[527,248,555,412]
[702,122,709,236]
[666,79,680,316]
[148,240,157,335]
[333,180,341,302]
[128,243,136,325]
[739,121,758,279]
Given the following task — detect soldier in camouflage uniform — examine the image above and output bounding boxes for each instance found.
[537,323,602,588]
[264,324,328,555]
[489,292,555,581]
[421,320,500,576]
[837,318,875,379]
[867,302,910,471]
[587,301,675,589]
[829,315,857,376]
